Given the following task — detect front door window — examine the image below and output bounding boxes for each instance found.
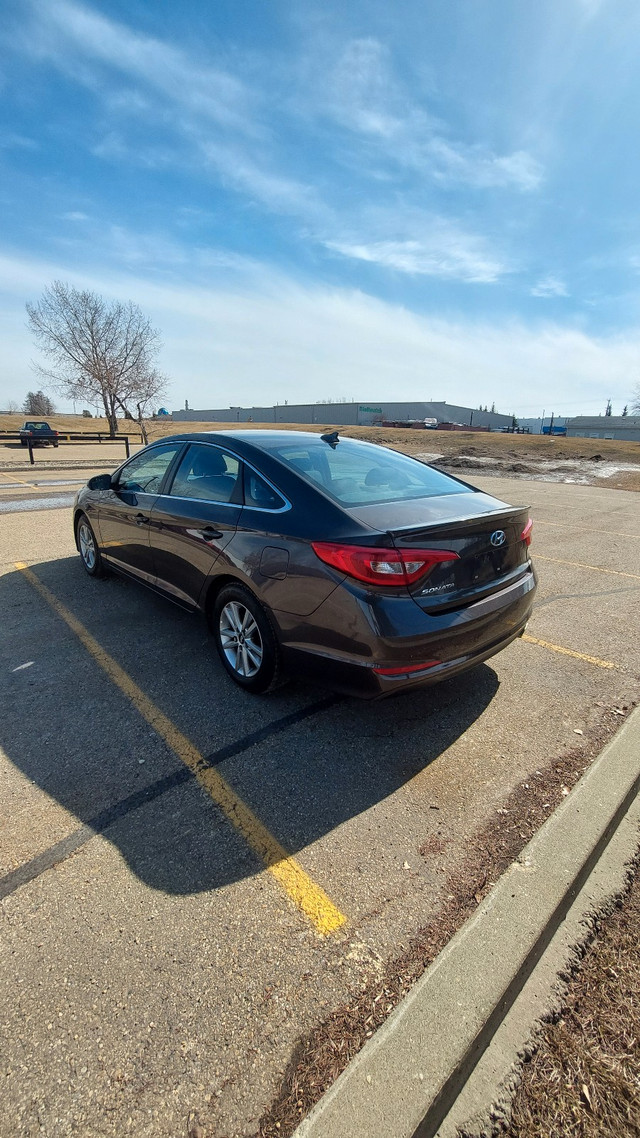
[118,444,182,494]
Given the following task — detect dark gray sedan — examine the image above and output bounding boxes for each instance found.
[73,430,536,698]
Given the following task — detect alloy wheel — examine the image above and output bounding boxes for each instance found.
[219,600,264,678]
[78,522,96,570]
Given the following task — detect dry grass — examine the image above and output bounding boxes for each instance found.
[0,412,115,433]
[504,863,640,1138]
[147,420,640,465]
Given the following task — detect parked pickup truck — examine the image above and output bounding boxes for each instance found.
[19,421,59,447]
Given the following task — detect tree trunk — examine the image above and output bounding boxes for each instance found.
[136,404,149,445]
[102,393,118,437]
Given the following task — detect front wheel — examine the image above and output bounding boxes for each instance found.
[76,513,106,578]
[212,584,283,694]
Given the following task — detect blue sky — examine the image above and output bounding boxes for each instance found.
[1,0,639,416]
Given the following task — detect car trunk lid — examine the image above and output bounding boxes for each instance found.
[387,501,532,614]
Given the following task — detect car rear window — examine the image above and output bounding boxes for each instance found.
[272,439,468,506]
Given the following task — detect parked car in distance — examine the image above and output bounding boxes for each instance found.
[73,430,536,699]
[19,421,59,447]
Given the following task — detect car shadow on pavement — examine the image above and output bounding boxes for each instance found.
[0,557,500,896]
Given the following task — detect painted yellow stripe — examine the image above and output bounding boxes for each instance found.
[536,554,640,581]
[0,470,32,487]
[16,562,346,936]
[522,633,617,670]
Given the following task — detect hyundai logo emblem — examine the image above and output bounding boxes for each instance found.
[490,530,506,547]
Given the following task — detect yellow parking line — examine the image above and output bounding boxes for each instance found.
[0,470,32,487]
[522,633,617,670]
[536,554,640,581]
[16,562,346,936]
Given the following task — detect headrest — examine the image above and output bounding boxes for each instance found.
[191,448,227,477]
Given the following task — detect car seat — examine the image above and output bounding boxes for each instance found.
[180,447,238,502]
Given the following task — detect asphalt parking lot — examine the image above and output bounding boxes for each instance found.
[1,472,638,1137]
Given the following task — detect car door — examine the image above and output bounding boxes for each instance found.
[148,442,243,608]
[95,442,185,582]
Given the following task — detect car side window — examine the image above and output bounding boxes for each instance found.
[168,444,241,504]
[277,448,328,487]
[244,468,286,510]
[117,444,182,494]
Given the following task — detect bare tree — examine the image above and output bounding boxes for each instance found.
[631,384,640,415]
[26,281,167,442]
[6,399,20,414]
[23,389,56,415]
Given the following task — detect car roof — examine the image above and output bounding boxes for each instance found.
[151,429,366,450]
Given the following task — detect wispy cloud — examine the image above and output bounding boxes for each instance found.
[320,201,512,283]
[104,226,261,274]
[2,248,634,414]
[323,38,543,192]
[11,1,321,223]
[60,211,89,222]
[3,4,533,285]
[428,140,543,192]
[325,229,508,284]
[0,132,39,150]
[531,275,569,298]
[327,38,431,141]
[198,140,324,219]
[23,0,254,134]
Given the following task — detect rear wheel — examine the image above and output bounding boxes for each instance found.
[212,584,283,693]
[76,513,106,578]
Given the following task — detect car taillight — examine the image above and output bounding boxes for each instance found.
[520,518,533,546]
[311,542,458,586]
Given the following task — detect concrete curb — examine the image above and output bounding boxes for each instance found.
[293,706,640,1138]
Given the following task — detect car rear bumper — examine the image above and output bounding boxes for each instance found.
[279,567,537,699]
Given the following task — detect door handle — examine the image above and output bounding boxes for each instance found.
[199,526,223,540]
[134,512,149,526]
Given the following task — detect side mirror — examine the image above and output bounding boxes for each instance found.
[87,473,114,491]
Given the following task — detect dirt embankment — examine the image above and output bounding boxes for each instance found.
[2,414,639,489]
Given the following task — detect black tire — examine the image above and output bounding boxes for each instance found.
[212,583,283,694]
[76,513,107,578]
[20,438,27,447]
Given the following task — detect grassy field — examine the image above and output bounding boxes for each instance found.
[2,413,639,466]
